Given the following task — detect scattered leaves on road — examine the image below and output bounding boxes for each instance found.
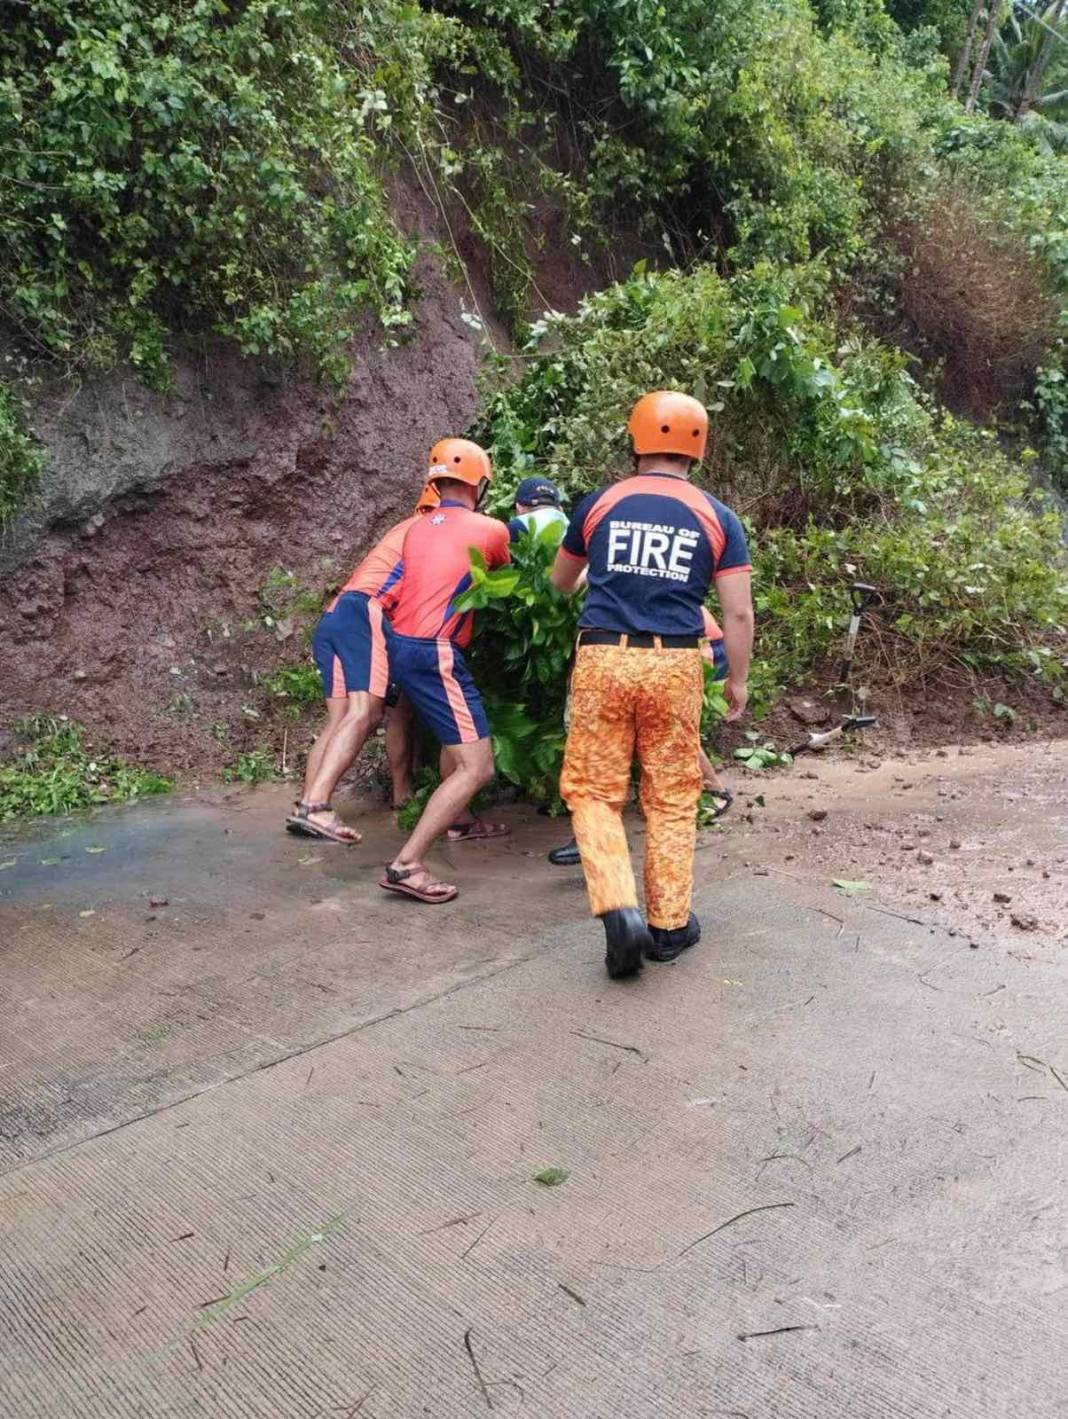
[534,1167,570,1187]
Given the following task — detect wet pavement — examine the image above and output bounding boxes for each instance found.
[1,751,1066,1417]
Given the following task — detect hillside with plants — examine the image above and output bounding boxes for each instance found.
[1,0,1066,811]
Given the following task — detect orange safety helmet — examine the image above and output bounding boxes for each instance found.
[426,437,493,490]
[414,480,440,515]
[627,390,708,463]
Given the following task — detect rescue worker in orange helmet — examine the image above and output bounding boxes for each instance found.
[550,391,755,977]
[379,438,511,903]
[286,480,441,844]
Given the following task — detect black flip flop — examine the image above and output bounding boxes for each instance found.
[706,787,733,820]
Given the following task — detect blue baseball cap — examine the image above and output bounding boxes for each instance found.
[515,476,562,507]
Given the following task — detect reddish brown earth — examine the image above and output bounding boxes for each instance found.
[0,175,648,781]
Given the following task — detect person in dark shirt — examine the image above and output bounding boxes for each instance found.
[549,390,755,978]
[507,476,569,543]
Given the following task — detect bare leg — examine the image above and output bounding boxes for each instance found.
[387,738,495,895]
[699,746,725,793]
[439,746,509,839]
[292,699,355,837]
[303,699,347,797]
[386,696,415,806]
[302,691,384,831]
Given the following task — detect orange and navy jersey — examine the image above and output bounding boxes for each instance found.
[388,500,511,648]
[338,515,419,605]
[560,473,750,636]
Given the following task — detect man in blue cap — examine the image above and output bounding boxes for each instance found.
[508,477,569,543]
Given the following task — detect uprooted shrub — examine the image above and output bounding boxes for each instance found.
[454,521,729,807]
[891,184,1060,418]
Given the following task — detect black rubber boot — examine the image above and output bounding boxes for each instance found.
[599,907,650,979]
[645,912,701,962]
[548,837,581,867]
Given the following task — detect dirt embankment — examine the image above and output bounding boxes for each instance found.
[0,281,482,771]
[0,168,644,777]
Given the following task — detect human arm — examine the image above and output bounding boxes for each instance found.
[550,491,595,594]
[551,546,586,594]
[483,519,512,569]
[716,570,754,721]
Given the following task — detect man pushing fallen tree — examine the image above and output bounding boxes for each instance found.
[379,438,511,904]
[550,390,755,979]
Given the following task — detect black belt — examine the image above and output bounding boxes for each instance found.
[577,630,701,649]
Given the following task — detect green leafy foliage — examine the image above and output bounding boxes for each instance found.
[0,717,170,820]
[0,0,417,389]
[533,1166,570,1187]
[223,749,277,785]
[396,766,443,832]
[455,521,578,805]
[0,381,42,524]
[473,261,1067,730]
[266,664,322,705]
[734,734,794,771]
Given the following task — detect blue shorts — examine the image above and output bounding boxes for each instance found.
[388,633,489,746]
[312,591,390,699]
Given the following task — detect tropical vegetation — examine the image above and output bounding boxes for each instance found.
[1,0,1066,807]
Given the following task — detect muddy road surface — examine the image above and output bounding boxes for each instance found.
[1,741,1066,1417]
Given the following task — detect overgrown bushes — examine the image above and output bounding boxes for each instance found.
[3,0,1067,485]
[0,0,417,390]
[891,184,1060,417]
[461,261,1066,798]
[0,382,41,525]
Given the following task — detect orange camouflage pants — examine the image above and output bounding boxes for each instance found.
[560,642,703,930]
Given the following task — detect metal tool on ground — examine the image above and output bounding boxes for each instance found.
[839,581,876,714]
[789,713,877,757]
[794,581,879,756]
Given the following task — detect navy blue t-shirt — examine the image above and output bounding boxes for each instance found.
[560,472,750,636]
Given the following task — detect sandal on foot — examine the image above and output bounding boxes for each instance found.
[285,801,361,844]
[379,864,457,904]
[704,787,733,820]
[446,818,510,842]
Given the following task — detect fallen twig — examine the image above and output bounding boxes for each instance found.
[419,1211,482,1237]
[836,1145,861,1165]
[460,1215,498,1261]
[865,903,928,928]
[737,1324,818,1342]
[463,1328,493,1409]
[571,1029,648,1063]
[558,1283,587,1307]
[678,1202,795,1259]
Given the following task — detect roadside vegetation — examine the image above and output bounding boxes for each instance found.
[1,1,1066,812]
[0,718,171,822]
[458,260,1066,799]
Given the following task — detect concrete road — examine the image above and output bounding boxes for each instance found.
[1,767,1066,1417]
